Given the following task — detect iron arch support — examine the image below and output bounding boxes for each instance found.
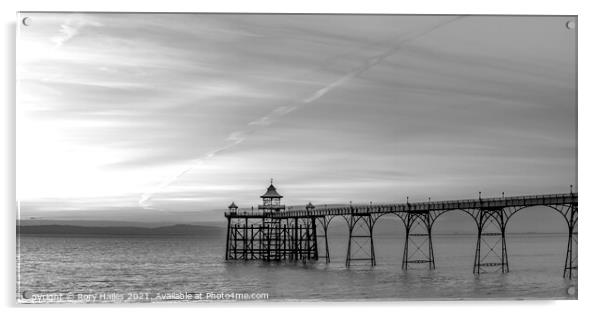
[503,203,578,279]
[431,209,480,229]
[345,212,377,267]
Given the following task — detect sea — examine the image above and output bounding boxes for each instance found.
[16,231,577,303]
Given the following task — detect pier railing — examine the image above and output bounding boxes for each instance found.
[224,193,577,218]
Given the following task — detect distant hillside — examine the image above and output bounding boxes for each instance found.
[17,224,224,236]
[18,219,224,228]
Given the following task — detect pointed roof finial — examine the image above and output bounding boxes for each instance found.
[261,180,282,198]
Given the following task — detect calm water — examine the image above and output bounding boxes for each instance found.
[16,232,577,303]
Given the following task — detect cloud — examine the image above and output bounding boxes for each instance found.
[136,17,463,210]
[50,17,102,47]
[18,14,576,222]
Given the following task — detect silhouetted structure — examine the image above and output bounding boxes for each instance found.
[225,181,318,262]
[225,183,577,279]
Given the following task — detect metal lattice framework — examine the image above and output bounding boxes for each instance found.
[225,192,578,278]
[402,211,435,270]
[344,212,376,267]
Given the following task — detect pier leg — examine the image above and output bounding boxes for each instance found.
[233,224,239,260]
[277,219,284,261]
[311,217,319,260]
[317,216,331,263]
[257,220,266,259]
[473,225,480,274]
[287,222,294,261]
[276,221,281,261]
[265,224,271,261]
[564,205,578,279]
[473,208,509,274]
[402,212,435,270]
[369,215,376,266]
[345,216,352,267]
[260,218,283,262]
[304,221,310,263]
[225,217,231,260]
[345,213,376,267]
[243,218,249,260]
[250,225,255,259]
[324,224,330,263]
[294,218,299,261]
[282,221,286,261]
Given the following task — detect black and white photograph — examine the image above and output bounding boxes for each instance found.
[15,12,577,303]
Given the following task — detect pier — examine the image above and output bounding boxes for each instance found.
[225,182,578,279]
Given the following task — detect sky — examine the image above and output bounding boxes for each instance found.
[16,14,577,223]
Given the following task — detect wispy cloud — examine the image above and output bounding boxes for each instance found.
[18,14,576,221]
[137,17,463,210]
[50,17,102,47]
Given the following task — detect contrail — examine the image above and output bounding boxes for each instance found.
[138,16,463,210]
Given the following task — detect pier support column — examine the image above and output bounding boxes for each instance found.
[473,208,509,274]
[317,216,331,263]
[301,219,311,263]
[232,223,242,260]
[402,212,435,270]
[274,218,284,261]
[311,217,319,260]
[225,217,232,260]
[293,217,301,261]
[345,212,376,267]
[564,204,578,279]
[261,218,284,261]
[243,218,249,260]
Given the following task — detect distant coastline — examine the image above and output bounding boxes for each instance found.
[17,224,223,236]
[16,224,565,237]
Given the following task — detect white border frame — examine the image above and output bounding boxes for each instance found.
[3,0,600,315]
